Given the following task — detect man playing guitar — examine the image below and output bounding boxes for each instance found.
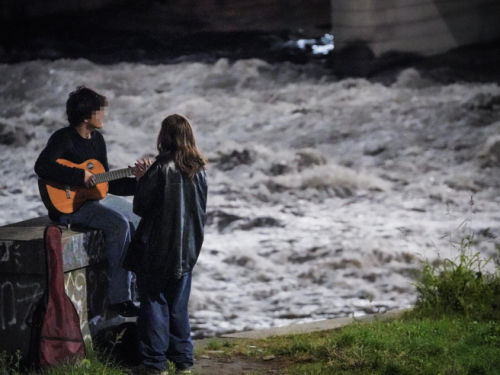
[35,86,148,317]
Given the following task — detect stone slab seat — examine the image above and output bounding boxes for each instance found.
[0,215,133,359]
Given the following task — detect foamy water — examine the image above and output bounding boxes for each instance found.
[1,59,500,337]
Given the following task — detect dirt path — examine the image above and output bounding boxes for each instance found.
[192,355,288,375]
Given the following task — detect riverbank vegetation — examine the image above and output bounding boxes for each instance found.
[201,314,500,374]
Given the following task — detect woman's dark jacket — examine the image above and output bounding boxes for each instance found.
[123,152,208,279]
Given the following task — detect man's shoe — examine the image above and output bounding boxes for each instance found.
[130,364,168,375]
[109,300,139,317]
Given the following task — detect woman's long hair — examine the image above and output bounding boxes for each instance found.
[156,114,207,178]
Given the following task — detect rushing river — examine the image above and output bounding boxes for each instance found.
[1,57,500,337]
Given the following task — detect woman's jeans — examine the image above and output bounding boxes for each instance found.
[59,195,140,304]
[137,273,194,371]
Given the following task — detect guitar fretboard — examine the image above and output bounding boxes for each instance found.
[94,168,132,184]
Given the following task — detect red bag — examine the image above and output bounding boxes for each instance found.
[28,225,85,368]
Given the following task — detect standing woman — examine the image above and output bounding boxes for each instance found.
[125,114,208,375]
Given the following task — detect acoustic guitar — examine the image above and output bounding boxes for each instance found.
[38,159,132,215]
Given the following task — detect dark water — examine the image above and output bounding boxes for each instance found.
[0,0,331,65]
[1,0,500,84]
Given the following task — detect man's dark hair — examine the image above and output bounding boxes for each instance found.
[66,86,108,127]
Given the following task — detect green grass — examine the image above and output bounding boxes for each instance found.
[43,358,125,375]
[270,316,500,374]
[198,316,500,374]
[204,338,236,351]
[0,347,191,374]
[0,351,22,375]
[0,347,128,375]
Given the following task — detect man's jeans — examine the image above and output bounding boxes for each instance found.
[59,195,140,304]
[137,273,194,372]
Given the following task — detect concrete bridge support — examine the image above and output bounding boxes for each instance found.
[331,0,500,55]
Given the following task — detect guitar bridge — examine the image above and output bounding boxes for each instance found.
[64,185,71,199]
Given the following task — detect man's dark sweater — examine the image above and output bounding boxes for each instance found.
[35,127,136,196]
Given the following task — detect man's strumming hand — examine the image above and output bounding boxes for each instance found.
[84,170,97,188]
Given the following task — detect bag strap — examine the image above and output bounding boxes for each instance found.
[43,225,65,298]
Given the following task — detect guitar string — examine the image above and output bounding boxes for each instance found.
[95,168,131,184]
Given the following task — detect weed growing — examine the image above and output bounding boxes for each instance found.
[0,350,127,375]
[0,351,21,375]
[0,342,129,375]
[411,200,500,321]
[412,238,500,320]
[43,355,126,375]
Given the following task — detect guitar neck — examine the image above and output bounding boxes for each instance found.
[94,168,132,184]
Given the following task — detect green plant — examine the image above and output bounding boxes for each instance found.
[412,231,500,321]
[205,339,223,351]
[0,351,21,375]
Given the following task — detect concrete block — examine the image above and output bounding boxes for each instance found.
[0,216,128,360]
[222,308,408,339]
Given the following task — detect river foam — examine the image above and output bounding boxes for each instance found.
[1,59,500,337]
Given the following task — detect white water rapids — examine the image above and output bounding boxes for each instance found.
[1,59,500,337]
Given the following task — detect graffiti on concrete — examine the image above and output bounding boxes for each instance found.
[0,241,21,264]
[64,265,110,341]
[62,229,107,271]
[0,281,16,330]
[0,279,44,331]
[0,240,45,274]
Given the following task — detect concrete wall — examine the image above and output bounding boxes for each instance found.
[331,0,500,55]
[0,216,123,359]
